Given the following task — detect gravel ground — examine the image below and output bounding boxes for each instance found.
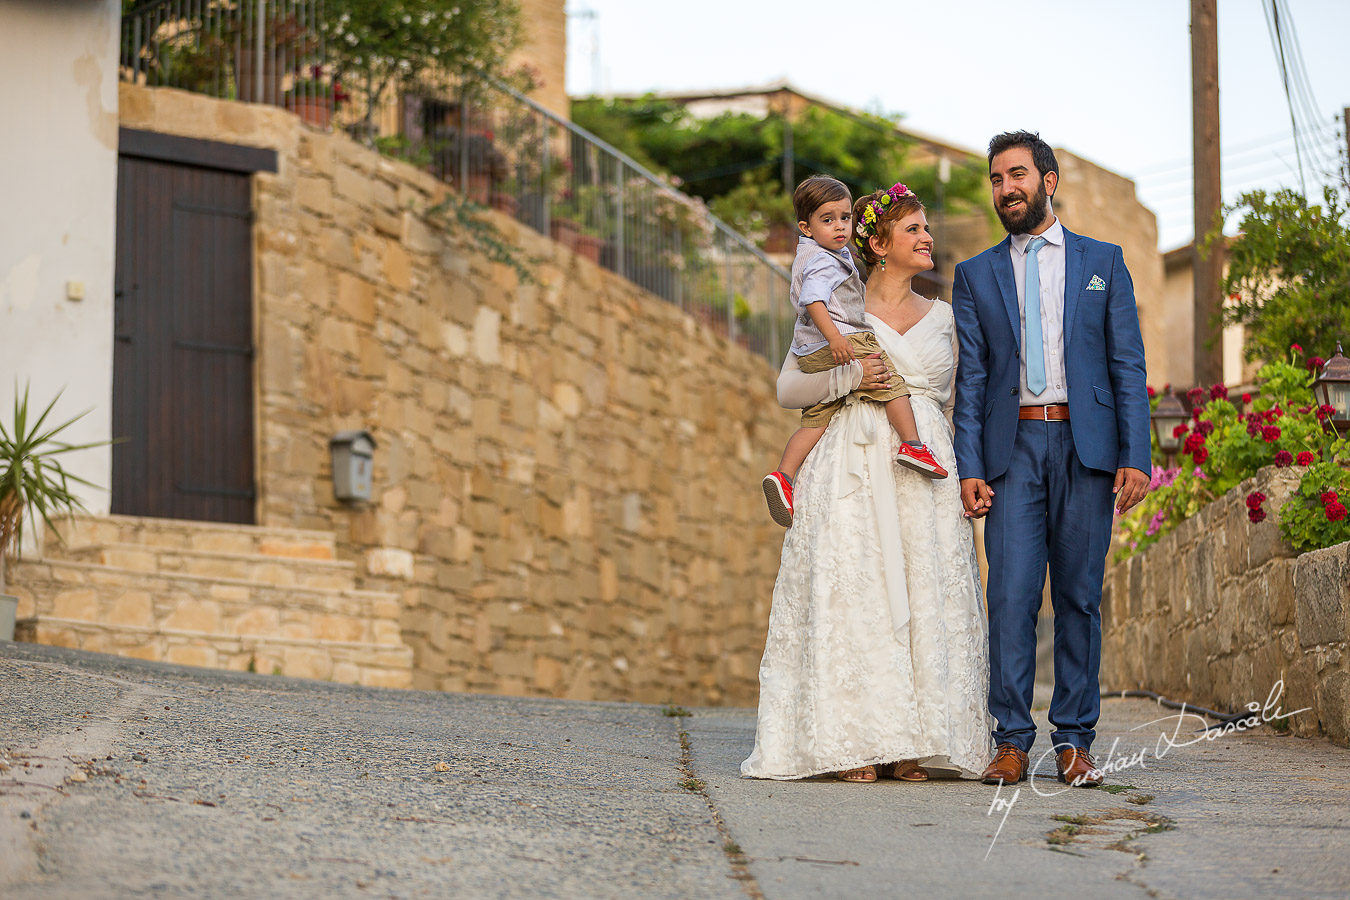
[3,641,1350,899]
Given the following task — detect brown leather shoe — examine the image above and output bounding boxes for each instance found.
[981,743,1029,785]
[1056,747,1104,787]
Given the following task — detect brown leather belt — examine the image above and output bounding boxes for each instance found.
[1019,404,1070,421]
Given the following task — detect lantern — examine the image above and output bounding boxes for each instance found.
[1314,342,1350,435]
[1150,388,1188,466]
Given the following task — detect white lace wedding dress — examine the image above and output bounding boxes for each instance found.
[742,302,993,779]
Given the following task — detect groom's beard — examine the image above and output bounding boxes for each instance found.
[996,182,1050,235]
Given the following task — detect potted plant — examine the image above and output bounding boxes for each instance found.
[0,386,108,641]
[284,64,350,129]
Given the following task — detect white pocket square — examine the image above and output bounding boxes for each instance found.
[1087,275,1106,291]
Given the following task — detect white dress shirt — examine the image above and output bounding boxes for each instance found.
[1010,217,1069,405]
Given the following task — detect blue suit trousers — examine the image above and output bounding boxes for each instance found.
[985,418,1116,753]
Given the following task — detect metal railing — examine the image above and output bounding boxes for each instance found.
[118,2,793,363]
[121,0,331,123]
[401,85,794,362]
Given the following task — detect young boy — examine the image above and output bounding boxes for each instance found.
[761,175,946,528]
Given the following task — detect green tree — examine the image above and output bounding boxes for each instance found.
[1219,183,1350,363]
[571,96,988,248]
[323,0,526,133]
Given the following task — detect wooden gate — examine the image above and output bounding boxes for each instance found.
[112,129,276,524]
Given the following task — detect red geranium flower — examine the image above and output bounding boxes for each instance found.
[1172,423,1189,439]
[1248,507,1266,523]
[1274,450,1293,468]
[1184,432,1206,453]
[1187,386,1206,404]
[1326,502,1348,522]
[1241,392,1253,404]
[1192,407,1203,421]
[1245,491,1267,509]
[1196,420,1215,437]
[1297,451,1315,466]
[1307,357,1326,371]
[1321,490,1340,505]
[1246,420,1261,436]
[1210,383,1229,401]
[1147,385,1157,399]
[1291,343,1304,353]
[1192,447,1209,465]
[1262,425,1281,442]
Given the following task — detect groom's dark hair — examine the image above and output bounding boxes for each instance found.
[987,131,1059,194]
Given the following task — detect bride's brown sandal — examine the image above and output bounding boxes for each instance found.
[888,760,930,782]
[836,765,878,783]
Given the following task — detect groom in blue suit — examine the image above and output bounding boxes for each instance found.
[952,132,1151,787]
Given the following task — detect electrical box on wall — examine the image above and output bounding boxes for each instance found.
[330,430,376,503]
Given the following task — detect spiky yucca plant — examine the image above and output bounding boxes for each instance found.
[0,385,109,595]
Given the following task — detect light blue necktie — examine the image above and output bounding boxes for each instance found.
[1024,236,1049,396]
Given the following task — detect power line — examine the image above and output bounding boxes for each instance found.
[1128,122,1337,179]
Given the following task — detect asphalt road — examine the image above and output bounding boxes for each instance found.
[3,641,1349,899]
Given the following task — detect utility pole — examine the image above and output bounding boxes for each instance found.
[781,93,794,197]
[1191,0,1224,387]
[1344,107,1350,173]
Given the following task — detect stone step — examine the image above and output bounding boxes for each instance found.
[55,543,358,591]
[49,514,339,561]
[16,617,412,689]
[12,559,403,648]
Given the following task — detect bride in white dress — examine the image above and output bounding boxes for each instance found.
[742,189,993,782]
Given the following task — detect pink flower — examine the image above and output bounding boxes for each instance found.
[1145,509,1167,537]
[1262,425,1281,443]
[1296,451,1315,466]
[1248,507,1267,523]
[1245,491,1267,510]
[1327,502,1347,522]
[1274,450,1293,468]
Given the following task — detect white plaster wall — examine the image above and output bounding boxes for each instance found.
[0,0,120,517]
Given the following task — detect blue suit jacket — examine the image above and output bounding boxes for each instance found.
[952,227,1152,482]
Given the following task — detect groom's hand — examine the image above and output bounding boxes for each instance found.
[960,478,994,518]
[1114,466,1150,514]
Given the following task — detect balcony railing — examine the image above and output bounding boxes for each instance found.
[119,1,794,364]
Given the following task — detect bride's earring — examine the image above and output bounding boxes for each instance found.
[878,256,886,270]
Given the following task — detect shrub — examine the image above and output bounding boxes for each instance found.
[1118,347,1349,559]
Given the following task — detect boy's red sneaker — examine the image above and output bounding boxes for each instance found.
[896,443,948,479]
[762,471,794,527]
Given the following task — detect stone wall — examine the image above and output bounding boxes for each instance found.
[1055,150,1167,389]
[1101,466,1350,746]
[118,84,797,706]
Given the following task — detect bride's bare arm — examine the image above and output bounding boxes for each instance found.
[777,352,892,409]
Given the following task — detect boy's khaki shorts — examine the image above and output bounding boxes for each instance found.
[797,331,909,428]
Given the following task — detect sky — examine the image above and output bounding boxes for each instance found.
[563,0,1349,250]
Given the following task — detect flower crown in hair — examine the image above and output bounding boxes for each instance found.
[855,183,917,240]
